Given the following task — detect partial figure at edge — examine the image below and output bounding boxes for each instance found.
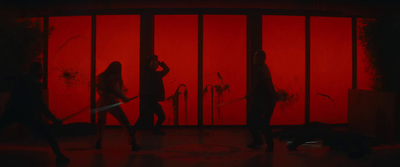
[0,62,70,164]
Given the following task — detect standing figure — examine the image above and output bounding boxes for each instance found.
[95,61,139,151]
[247,50,277,152]
[0,62,70,164]
[137,55,169,135]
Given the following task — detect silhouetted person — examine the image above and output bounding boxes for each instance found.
[0,62,70,164]
[281,122,373,159]
[246,50,277,152]
[281,122,332,151]
[95,61,139,151]
[137,55,169,135]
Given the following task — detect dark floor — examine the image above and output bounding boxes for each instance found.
[1,127,400,167]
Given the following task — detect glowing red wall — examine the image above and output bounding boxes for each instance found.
[262,15,305,125]
[357,18,377,90]
[48,16,91,123]
[310,17,352,124]
[203,15,247,125]
[154,15,198,125]
[96,15,140,125]
[45,15,356,126]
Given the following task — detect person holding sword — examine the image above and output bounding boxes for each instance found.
[0,62,70,164]
[246,50,277,152]
[95,61,139,151]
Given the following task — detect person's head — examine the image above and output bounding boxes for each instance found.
[29,62,43,79]
[253,50,266,65]
[104,61,122,78]
[146,54,159,71]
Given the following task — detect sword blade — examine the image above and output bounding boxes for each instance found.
[61,96,138,122]
[217,96,246,107]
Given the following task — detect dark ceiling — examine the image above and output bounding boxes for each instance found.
[1,0,400,16]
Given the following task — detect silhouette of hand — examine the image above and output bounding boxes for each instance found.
[122,96,138,103]
[53,118,63,125]
[159,61,168,67]
[123,98,131,103]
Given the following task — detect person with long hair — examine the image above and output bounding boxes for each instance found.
[95,61,139,151]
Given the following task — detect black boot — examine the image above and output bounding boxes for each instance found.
[247,141,263,149]
[153,129,165,135]
[265,138,274,152]
[265,145,274,152]
[95,141,102,149]
[131,144,141,151]
[56,155,70,165]
[131,137,140,151]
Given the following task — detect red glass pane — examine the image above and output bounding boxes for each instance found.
[48,16,91,123]
[262,15,305,125]
[203,15,247,125]
[154,15,198,125]
[310,17,352,124]
[96,15,141,125]
[357,18,378,90]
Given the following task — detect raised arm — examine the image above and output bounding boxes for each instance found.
[158,61,170,77]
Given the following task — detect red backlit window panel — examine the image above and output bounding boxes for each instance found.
[154,15,198,125]
[357,18,377,90]
[96,15,140,125]
[48,16,91,123]
[262,15,305,125]
[203,15,247,125]
[310,17,352,124]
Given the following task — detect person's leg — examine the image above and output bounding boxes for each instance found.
[153,102,165,134]
[28,120,70,164]
[0,114,12,131]
[134,99,151,130]
[96,111,107,149]
[263,120,274,151]
[247,111,263,148]
[263,103,275,152]
[108,106,140,151]
[134,112,142,129]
